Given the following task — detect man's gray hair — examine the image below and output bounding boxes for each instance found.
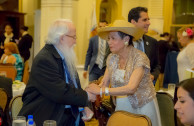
[45,19,72,45]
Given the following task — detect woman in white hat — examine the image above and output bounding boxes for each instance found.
[87,20,161,126]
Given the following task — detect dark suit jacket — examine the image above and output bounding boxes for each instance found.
[19,44,88,126]
[84,35,110,74]
[143,35,161,80]
[18,34,33,61]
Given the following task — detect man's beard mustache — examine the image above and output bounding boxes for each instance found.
[58,44,77,80]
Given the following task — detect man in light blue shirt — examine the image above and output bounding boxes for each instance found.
[19,19,96,126]
[128,7,161,83]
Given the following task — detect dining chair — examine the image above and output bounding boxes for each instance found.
[0,63,17,81]
[156,92,175,126]
[106,110,152,126]
[9,95,23,119]
[0,88,8,112]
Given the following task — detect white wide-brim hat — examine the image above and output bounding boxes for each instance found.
[98,20,144,41]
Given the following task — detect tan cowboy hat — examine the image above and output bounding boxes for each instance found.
[98,20,144,41]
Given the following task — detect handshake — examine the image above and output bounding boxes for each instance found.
[85,83,105,102]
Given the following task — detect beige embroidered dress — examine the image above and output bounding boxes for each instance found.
[107,46,161,126]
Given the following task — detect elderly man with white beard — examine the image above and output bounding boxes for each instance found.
[18,19,96,126]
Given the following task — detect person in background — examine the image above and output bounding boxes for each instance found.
[128,7,160,84]
[83,20,110,82]
[87,20,161,126]
[0,24,16,57]
[17,26,33,62]
[174,78,194,125]
[0,42,23,81]
[158,32,172,87]
[176,27,194,82]
[18,19,96,126]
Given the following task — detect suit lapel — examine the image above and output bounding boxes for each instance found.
[143,35,151,57]
[96,36,99,51]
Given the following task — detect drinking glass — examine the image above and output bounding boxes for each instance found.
[43,120,57,126]
[168,83,176,96]
[12,116,26,126]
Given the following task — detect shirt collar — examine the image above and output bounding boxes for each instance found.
[54,45,65,60]
[22,31,28,36]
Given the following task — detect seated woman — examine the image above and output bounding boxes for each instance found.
[0,42,24,81]
[174,78,194,125]
[87,20,161,126]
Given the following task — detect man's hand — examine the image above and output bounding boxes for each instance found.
[87,83,101,95]
[82,107,94,121]
[83,71,88,79]
[86,90,96,102]
[150,74,154,81]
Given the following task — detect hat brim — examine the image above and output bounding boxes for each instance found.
[97,20,144,41]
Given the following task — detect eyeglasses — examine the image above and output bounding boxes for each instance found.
[65,35,77,40]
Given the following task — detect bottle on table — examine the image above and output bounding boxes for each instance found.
[27,115,36,126]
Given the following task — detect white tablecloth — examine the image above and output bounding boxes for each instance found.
[12,83,26,97]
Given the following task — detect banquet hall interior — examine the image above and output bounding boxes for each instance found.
[0,0,194,126]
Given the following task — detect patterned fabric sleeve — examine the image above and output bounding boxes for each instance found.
[185,44,194,67]
[106,53,113,68]
[133,51,150,73]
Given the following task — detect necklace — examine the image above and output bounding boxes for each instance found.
[118,53,130,70]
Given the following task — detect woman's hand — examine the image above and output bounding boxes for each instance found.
[87,83,101,95]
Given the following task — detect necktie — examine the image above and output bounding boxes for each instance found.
[63,59,79,125]
[136,39,144,52]
[98,39,105,69]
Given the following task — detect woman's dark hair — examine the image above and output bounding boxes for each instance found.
[4,24,13,29]
[118,31,134,46]
[21,26,28,31]
[160,32,170,37]
[179,78,194,100]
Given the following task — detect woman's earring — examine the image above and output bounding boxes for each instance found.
[124,41,128,46]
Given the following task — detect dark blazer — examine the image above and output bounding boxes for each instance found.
[158,40,170,73]
[143,35,161,80]
[19,44,88,126]
[18,34,33,62]
[84,35,110,73]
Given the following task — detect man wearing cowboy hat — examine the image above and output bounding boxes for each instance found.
[128,6,161,83]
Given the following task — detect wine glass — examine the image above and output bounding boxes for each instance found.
[12,116,26,126]
[43,120,57,126]
[168,83,175,96]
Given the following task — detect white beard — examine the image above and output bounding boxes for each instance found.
[58,44,77,80]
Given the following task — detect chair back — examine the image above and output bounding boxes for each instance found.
[0,64,17,81]
[22,60,29,84]
[106,110,152,126]
[9,95,23,118]
[156,92,175,126]
[0,88,8,112]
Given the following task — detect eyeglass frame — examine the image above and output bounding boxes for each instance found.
[65,35,77,40]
